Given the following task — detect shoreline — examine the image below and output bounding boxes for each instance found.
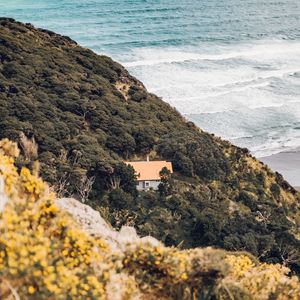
[259,151,300,188]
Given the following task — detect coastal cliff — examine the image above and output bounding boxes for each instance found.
[1,18,300,275]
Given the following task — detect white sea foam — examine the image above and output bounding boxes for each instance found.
[251,131,300,157]
[123,40,300,67]
[121,39,300,156]
[174,81,271,101]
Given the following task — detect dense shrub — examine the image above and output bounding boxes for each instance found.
[237,191,258,211]
[2,141,300,299]
[1,19,300,275]
[157,131,231,181]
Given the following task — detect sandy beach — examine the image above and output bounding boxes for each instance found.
[259,151,300,189]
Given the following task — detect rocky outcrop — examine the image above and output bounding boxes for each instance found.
[0,177,8,212]
[56,197,161,251]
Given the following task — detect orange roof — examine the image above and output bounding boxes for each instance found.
[126,161,173,181]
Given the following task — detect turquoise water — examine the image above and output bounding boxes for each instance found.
[1,0,300,156]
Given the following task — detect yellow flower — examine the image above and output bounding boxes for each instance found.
[181,273,188,280]
[28,286,35,294]
[1,138,300,300]
[33,270,41,277]
[20,248,28,257]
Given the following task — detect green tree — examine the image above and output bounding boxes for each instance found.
[109,163,138,197]
[158,167,172,196]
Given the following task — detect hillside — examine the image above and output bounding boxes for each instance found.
[1,18,300,272]
[1,140,300,300]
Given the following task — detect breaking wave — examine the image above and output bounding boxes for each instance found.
[121,40,300,156]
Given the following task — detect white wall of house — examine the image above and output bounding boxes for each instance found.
[137,180,161,191]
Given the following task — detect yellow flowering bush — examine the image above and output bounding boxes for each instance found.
[220,255,300,299]
[0,138,300,300]
[0,139,111,299]
[123,244,227,299]
[123,244,300,299]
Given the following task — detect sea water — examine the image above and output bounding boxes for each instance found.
[1,0,300,157]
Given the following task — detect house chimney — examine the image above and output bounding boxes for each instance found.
[146,155,150,162]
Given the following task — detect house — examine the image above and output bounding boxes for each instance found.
[126,157,173,191]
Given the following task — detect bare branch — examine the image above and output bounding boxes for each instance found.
[54,173,71,198]
[75,174,95,203]
[278,241,300,266]
[19,132,38,162]
[109,176,121,190]
[255,210,271,225]
[0,280,21,300]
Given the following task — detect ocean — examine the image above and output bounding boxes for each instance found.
[1,0,300,158]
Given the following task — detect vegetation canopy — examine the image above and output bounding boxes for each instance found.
[1,18,300,273]
[1,138,300,300]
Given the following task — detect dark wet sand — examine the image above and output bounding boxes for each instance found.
[259,151,300,188]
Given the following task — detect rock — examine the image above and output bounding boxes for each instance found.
[0,177,8,212]
[140,236,162,247]
[116,226,139,246]
[56,198,119,250]
[56,198,162,250]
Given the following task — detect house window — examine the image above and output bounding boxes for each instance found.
[142,181,150,188]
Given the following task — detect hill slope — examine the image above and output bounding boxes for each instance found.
[1,140,300,300]
[1,18,300,271]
